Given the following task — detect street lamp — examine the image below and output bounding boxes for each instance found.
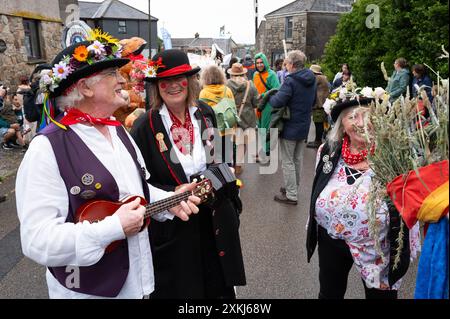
[148,0,151,57]
[255,0,258,39]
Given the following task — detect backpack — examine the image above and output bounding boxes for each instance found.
[200,86,239,133]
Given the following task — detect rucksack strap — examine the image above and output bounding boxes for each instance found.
[258,72,271,92]
[238,81,250,117]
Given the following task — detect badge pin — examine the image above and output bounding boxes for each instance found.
[80,190,96,200]
[81,173,94,186]
[156,132,168,152]
[95,183,102,190]
[323,161,334,174]
[70,186,81,195]
[323,155,330,163]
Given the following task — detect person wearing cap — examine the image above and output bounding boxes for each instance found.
[15,31,200,299]
[226,63,259,174]
[307,64,330,149]
[130,49,246,299]
[306,96,420,299]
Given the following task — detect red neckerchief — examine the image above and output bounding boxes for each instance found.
[168,108,194,155]
[60,108,121,127]
[342,134,374,165]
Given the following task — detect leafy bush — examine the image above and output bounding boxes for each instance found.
[320,0,449,87]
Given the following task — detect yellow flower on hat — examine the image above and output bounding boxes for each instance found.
[73,45,89,62]
[88,28,119,45]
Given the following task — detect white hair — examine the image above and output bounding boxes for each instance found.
[327,105,371,151]
[326,107,355,151]
[55,70,110,111]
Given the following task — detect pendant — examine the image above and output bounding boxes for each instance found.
[156,132,168,152]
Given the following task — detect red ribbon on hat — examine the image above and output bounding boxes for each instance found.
[60,108,122,127]
[157,64,192,78]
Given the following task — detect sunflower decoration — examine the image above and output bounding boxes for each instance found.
[40,29,124,95]
[87,28,119,45]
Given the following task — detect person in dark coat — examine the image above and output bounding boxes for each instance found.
[131,49,246,299]
[269,50,317,205]
[411,64,433,103]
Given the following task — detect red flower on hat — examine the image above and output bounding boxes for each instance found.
[144,57,166,78]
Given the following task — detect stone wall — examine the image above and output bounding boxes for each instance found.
[0,14,62,90]
[259,14,307,67]
[255,21,266,56]
[306,12,341,62]
[256,11,345,67]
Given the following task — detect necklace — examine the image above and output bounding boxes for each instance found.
[342,135,374,165]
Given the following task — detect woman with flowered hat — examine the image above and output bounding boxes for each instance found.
[306,95,421,299]
[15,30,200,299]
[130,49,246,299]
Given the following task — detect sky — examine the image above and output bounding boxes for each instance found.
[85,0,295,44]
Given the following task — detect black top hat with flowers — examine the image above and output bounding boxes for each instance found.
[143,49,200,82]
[330,97,375,122]
[40,29,129,97]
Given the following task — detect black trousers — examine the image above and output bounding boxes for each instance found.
[317,226,398,299]
[314,121,324,142]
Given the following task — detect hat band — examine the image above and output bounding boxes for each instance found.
[158,64,192,78]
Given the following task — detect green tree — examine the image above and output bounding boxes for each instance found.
[321,0,449,88]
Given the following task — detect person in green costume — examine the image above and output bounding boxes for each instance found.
[253,53,280,157]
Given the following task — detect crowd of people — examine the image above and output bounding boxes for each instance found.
[1,28,445,299]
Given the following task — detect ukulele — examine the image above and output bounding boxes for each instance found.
[75,178,213,253]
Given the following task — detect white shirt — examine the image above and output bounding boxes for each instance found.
[159,104,207,181]
[16,123,174,299]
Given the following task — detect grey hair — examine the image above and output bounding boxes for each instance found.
[55,71,111,111]
[286,50,306,70]
[326,107,355,151]
[326,105,372,151]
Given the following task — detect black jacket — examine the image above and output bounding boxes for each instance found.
[306,142,411,287]
[130,101,246,298]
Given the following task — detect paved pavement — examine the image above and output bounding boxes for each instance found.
[0,129,419,299]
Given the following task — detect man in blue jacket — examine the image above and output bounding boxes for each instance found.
[269,50,317,205]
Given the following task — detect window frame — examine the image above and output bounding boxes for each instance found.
[285,16,293,41]
[23,18,43,61]
[118,20,127,34]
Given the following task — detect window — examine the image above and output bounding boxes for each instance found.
[118,20,127,34]
[285,16,293,40]
[23,19,42,60]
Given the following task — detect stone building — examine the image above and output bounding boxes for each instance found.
[255,0,353,67]
[0,0,63,90]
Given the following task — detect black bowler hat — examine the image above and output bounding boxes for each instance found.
[144,49,200,82]
[42,36,129,97]
[331,97,375,122]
